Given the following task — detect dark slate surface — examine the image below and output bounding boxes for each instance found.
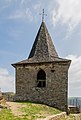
[28,21,58,61]
[12,22,71,66]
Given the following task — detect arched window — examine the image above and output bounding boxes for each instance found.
[37,69,46,87]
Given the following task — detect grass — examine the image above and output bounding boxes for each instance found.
[0,101,61,120]
[1,101,81,120]
[0,109,22,120]
[19,102,61,119]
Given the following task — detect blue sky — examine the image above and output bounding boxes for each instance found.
[0,0,81,97]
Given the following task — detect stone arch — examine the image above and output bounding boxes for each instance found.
[37,69,46,87]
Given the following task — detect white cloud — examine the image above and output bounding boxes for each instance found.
[20,0,31,5]
[8,8,33,21]
[66,55,81,97]
[5,0,17,3]
[0,68,14,92]
[33,2,41,10]
[52,0,81,30]
[5,0,12,1]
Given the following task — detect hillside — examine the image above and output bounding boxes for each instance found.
[0,101,81,120]
[0,101,61,120]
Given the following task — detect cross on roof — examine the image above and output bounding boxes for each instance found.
[40,9,47,22]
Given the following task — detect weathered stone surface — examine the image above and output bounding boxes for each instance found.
[44,112,66,120]
[14,62,70,112]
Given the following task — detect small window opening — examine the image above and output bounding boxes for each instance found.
[37,69,46,87]
[51,70,55,72]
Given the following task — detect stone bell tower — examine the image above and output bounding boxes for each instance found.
[12,18,71,112]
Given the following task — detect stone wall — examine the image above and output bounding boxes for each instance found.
[69,106,80,114]
[44,112,66,120]
[2,92,15,101]
[15,62,70,112]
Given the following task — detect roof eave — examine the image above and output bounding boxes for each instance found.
[11,59,71,67]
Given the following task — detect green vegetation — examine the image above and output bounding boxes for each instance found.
[20,102,61,119]
[1,101,81,120]
[0,109,21,120]
[0,102,61,120]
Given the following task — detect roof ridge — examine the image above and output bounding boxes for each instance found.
[43,22,58,59]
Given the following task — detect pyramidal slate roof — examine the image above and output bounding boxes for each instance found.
[28,21,58,61]
[12,22,71,66]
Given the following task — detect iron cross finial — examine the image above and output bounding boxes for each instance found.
[40,9,47,22]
